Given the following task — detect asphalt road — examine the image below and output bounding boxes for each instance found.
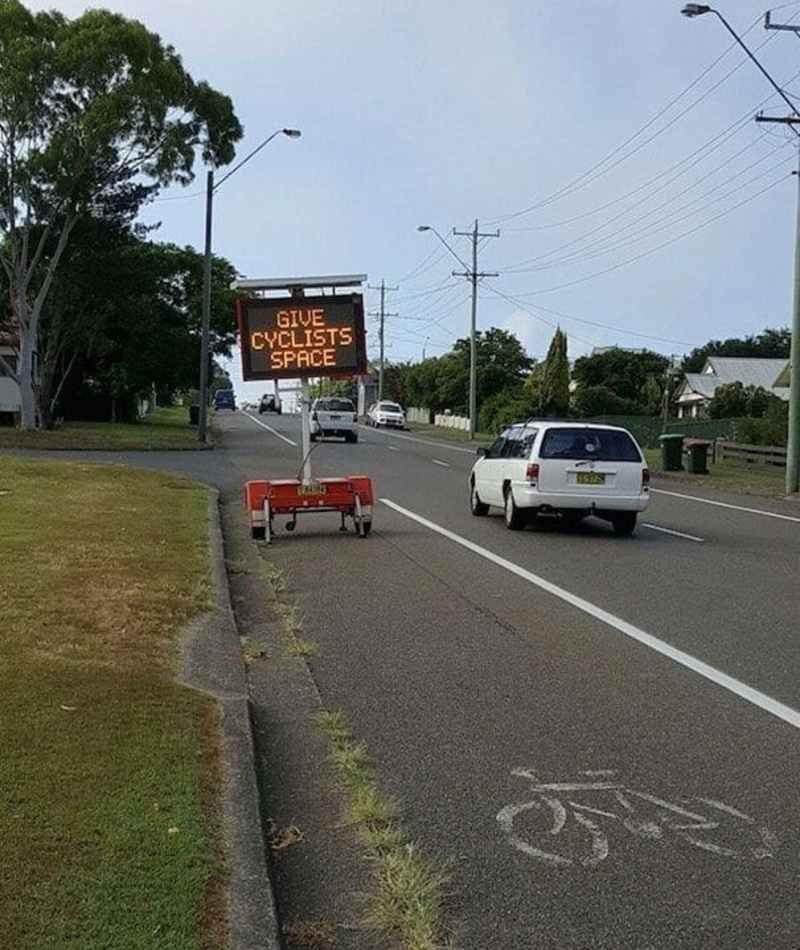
[16,412,796,948]
[227,410,799,950]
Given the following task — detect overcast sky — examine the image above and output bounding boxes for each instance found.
[27,0,800,402]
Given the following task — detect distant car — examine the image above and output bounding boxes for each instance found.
[469,421,650,535]
[213,388,236,411]
[258,394,282,414]
[366,400,406,429]
[310,396,358,442]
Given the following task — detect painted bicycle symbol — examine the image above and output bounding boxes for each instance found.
[496,768,777,868]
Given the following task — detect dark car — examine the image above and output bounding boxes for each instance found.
[213,388,236,411]
[258,394,282,414]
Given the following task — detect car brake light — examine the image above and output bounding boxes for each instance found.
[642,467,650,486]
[525,462,539,481]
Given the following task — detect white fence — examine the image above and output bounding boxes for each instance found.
[406,406,471,431]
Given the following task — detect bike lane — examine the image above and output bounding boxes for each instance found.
[257,499,799,950]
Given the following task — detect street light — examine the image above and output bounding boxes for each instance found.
[681,6,800,493]
[417,224,479,439]
[197,128,301,444]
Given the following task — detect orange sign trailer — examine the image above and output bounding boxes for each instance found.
[243,475,374,542]
[236,275,374,543]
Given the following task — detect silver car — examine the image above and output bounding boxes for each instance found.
[469,421,650,535]
[310,396,359,443]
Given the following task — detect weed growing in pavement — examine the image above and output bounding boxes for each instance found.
[315,710,452,950]
[225,556,251,575]
[285,637,319,659]
[240,636,267,663]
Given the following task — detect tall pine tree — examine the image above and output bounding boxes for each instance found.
[540,327,570,417]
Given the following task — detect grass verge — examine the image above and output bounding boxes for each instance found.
[408,424,789,500]
[0,406,208,451]
[642,448,789,498]
[0,457,223,950]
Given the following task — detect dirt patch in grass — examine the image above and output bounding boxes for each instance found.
[0,457,224,950]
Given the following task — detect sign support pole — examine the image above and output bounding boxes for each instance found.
[300,378,312,484]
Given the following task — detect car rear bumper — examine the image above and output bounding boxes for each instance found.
[513,483,650,512]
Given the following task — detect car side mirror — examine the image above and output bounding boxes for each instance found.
[477,447,488,458]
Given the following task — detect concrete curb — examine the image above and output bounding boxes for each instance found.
[180,490,280,950]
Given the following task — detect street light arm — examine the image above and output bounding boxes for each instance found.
[683,6,799,116]
[196,126,301,444]
[215,128,302,190]
[417,224,471,272]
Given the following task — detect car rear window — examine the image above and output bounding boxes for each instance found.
[378,402,402,412]
[540,428,641,462]
[318,398,354,411]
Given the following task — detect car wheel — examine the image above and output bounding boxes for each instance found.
[470,483,489,516]
[611,512,637,537]
[504,486,526,530]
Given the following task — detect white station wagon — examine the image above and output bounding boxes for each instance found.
[469,421,650,535]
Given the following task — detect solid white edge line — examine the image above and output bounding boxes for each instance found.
[651,488,800,523]
[380,498,800,730]
[245,413,296,446]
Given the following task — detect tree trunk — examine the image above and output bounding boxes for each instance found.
[17,308,37,431]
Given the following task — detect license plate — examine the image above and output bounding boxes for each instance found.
[298,481,326,496]
[329,414,341,420]
[577,471,605,485]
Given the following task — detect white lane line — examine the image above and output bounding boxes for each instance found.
[388,446,400,452]
[643,523,705,542]
[368,429,478,455]
[245,413,296,446]
[380,498,800,731]
[432,459,451,468]
[652,488,800,523]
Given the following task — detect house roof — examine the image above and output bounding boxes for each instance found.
[677,357,790,404]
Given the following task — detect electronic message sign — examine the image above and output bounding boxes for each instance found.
[237,294,366,380]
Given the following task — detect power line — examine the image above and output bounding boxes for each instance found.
[484,12,776,226]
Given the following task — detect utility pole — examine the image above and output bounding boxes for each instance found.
[452,220,499,439]
[684,6,798,491]
[758,11,800,494]
[754,123,800,495]
[368,279,398,399]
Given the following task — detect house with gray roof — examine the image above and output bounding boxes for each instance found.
[675,357,790,419]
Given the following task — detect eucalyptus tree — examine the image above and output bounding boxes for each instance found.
[0,0,242,428]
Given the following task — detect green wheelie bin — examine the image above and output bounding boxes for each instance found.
[684,438,711,474]
[658,433,685,471]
